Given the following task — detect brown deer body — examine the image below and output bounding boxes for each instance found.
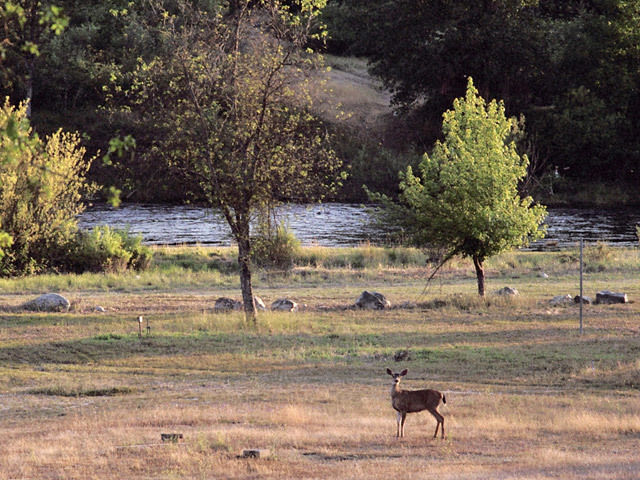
[387,368,446,438]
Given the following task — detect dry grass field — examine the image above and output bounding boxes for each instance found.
[1,246,639,479]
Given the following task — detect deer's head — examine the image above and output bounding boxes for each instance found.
[387,368,408,385]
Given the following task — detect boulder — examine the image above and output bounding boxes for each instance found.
[393,350,411,362]
[214,297,242,311]
[22,293,70,312]
[496,287,519,296]
[271,298,298,312]
[550,294,573,306]
[215,296,269,311]
[595,291,628,305]
[355,291,390,310]
[574,295,592,305]
[254,296,267,311]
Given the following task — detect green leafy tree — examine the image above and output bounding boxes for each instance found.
[374,79,546,296]
[116,0,342,322]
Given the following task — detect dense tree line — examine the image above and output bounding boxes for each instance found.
[323,0,640,199]
[1,0,639,203]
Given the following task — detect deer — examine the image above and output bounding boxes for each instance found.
[387,368,446,439]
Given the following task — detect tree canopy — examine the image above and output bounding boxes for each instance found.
[324,0,640,192]
[374,79,547,295]
[110,0,342,321]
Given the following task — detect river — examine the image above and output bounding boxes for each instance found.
[77,203,640,249]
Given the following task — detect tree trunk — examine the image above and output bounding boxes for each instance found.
[25,58,34,119]
[237,229,256,324]
[473,255,485,296]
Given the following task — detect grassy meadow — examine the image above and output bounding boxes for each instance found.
[1,244,639,479]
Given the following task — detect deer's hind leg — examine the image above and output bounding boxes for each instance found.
[428,408,445,439]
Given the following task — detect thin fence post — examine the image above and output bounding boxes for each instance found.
[579,239,584,335]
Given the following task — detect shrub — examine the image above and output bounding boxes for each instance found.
[0,100,96,275]
[71,226,153,273]
[583,241,617,272]
[251,219,301,270]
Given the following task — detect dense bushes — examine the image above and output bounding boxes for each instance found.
[70,226,153,274]
[0,100,94,275]
[0,99,152,276]
[251,219,301,270]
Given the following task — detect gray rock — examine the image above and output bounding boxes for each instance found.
[574,295,592,305]
[94,306,106,312]
[393,350,411,362]
[496,287,519,296]
[550,294,573,305]
[215,296,269,311]
[22,293,70,312]
[271,298,298,312]
[595,291,628,305]
[355,291,390,310]
[214,297,242,311]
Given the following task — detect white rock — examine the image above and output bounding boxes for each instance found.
[254,296,268,311]
[271,299,298,312]
[22,293,70,312]
[550,294,573,305]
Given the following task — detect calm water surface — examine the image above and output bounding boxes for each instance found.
[78,203,640,249]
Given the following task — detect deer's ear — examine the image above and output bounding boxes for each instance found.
[400,369,408,376]
[386,368,393,375]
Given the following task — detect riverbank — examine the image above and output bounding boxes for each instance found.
[1,244,638,294]
[1,246,639,479]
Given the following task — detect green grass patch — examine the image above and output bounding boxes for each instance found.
[28,385,134,397]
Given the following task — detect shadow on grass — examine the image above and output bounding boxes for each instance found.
[1,327,638,389]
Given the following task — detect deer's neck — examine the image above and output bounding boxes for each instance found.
[391,383,402,397]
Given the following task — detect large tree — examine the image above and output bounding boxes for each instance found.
[115,0,341,322]
[374,78,546,296]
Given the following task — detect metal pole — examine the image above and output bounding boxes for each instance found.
[579,239,583,334]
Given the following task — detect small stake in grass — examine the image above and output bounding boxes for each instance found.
[579,239,584,335]
[387,368,446,439]
[242,449,270,459]
[146,317,151,336]
[161,433,184,443]
[138,316,143,338]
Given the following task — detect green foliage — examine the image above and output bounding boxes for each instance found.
[28,385,133,397]
[583,242,618,273]
[251,219,301,270]
[111,0,342,320]
[334,130,421,201]
[372,79,547,294]
[330,0,640,192]
[70,226,153,274]
[0,99,95,276]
